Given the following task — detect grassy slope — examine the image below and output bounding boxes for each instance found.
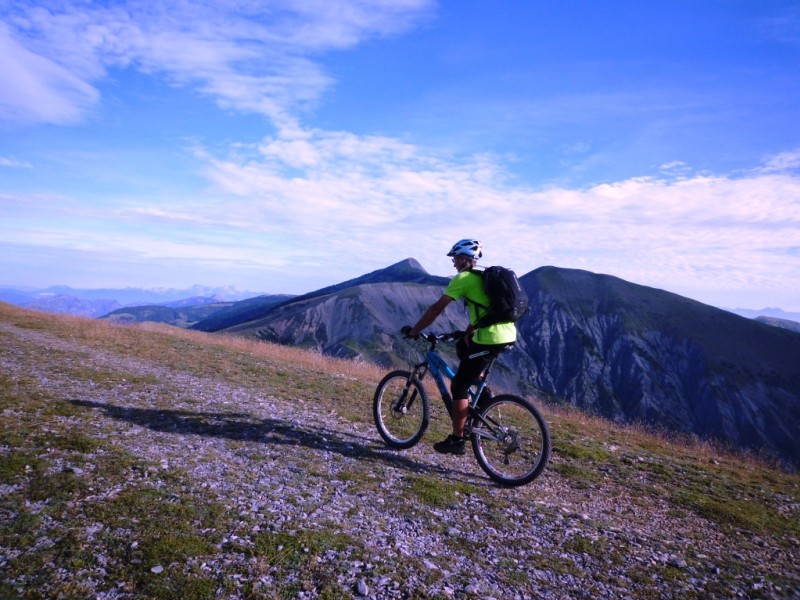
[1,303,799,599]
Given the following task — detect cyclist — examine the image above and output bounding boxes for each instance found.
[403,239,517,455]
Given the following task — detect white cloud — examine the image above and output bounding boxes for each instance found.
[758,148,800,174]
[176,126,800,304]
[3,130,799,306]
[0,0,434,125]
[0,23,99,124]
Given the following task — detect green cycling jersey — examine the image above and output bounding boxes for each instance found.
[444,270,517,345]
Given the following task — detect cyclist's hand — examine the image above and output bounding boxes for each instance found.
[401,325,417,339]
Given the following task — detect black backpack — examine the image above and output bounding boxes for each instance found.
[470,266,528,328]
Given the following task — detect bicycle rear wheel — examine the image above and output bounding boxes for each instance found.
[373,370,430,449]
[471,394,550,486]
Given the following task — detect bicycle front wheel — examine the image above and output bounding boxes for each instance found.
[373,370,430,449]
[471,394,550,486]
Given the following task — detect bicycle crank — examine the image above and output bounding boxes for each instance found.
[501,431,521,464]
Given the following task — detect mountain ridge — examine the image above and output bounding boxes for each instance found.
[190,257,450,333]
[513,266,800,467]
[203,261,800,469]
[0,284,266,318]
[3,266,798,323]
[728,306,800,323]
[3,261,799,466]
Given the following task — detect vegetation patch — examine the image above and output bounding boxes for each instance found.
[549,461,602,489]
[672,485,795,538]
[563,533,608,557]
[245,528,357,596]
[249,529,353,566]
[404,474,475,508]
[0,449,45,480]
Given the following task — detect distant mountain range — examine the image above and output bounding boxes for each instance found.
[727,306,800,322]
[3,260,799,468]
[101,294,295,329]
[3,277,798,324]
[0,284,266,318]
[194,259,799,469]
[753,316,800,334]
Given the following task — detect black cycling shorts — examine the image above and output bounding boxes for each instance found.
[450,338,513,401]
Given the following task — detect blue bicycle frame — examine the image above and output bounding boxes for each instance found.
[414,340,491,415]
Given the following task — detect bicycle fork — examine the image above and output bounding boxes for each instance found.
[393,365,428,414]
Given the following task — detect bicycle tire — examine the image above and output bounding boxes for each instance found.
[471,394,550,486]
[373,370,430,449]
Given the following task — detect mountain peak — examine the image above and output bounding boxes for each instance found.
[291,258,447,303]
[192,258,450,330]
[381,257,428,275]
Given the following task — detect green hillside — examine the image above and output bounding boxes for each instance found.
[1,302,798,598]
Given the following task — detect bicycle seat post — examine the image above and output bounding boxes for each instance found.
[481,357,498,382]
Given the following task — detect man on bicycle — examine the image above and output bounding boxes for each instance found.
[403,239,517,455]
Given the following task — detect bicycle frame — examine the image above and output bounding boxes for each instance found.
[411,334,491,417]
[374,331,552,486]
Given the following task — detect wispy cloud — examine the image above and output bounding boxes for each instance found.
[0,156,33,168]
[2,114,798,304]
[1,0,434,126]
[167,129,800,301]
[0,23,99,124]
[757,148,800,174]
[758,5,800,45]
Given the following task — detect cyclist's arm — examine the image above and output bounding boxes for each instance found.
[408,295,453,337]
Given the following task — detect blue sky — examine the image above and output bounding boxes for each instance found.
[1,0,799,311]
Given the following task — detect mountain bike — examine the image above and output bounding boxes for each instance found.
[373,331,551,486]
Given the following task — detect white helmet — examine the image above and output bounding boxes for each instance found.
[447,239,483,259]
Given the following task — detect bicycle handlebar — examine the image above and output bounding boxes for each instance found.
[423,331,461,342]
[401,326,464,343]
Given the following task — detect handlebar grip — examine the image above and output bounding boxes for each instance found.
[400,325,418,339]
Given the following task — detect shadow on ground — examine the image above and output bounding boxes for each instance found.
[69,399,488,486]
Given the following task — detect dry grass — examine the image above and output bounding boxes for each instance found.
[139,322,386,381]
[10,306,384,384]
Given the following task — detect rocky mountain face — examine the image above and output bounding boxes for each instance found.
[189,258,448,335]
[512,267,800,469]
[203,259,800,469]
[212,259,467,366]
[224,281,469,365]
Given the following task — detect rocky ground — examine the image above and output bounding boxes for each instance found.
[1,309,798,599]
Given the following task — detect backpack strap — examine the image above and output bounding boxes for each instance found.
[465,269,490,326]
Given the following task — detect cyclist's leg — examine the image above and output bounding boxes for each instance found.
[450,344,495,436]
[432,344,490,454]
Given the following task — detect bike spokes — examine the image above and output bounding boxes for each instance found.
[471,395,551,486]
[373,370,430,449]
[392,386,417,414]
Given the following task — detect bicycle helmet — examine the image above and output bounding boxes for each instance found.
[447,239,483,259]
